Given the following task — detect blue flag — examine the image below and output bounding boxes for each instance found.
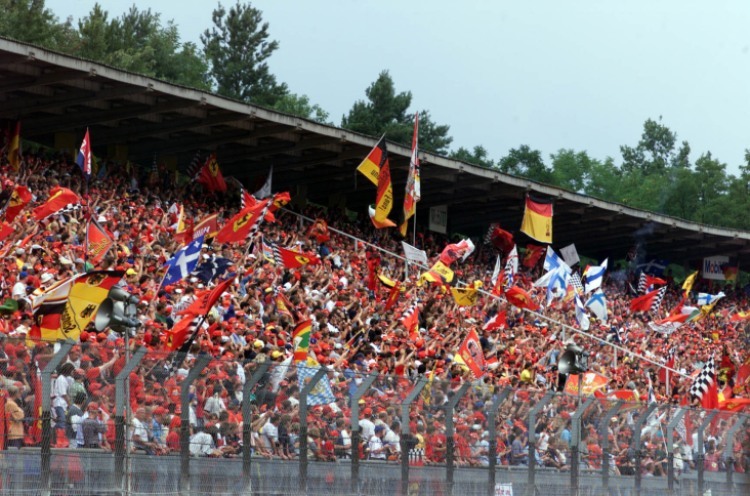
[194,256,233,284]
[163,235,204,286]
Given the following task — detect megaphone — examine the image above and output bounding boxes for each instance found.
[557,343,589,375]
[94,297,141,332]
[108,286,140,305]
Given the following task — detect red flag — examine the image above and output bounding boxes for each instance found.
[489,226,514,253]
[197,153,227,192]
[181,277,234,317]
[86,218,114,266]
[0,221,14,242]
[275,291,295,322]
[629,287,664,313]
[522,244,545,269]
[215,200,270,244]
[273,244,321,269]
[384,281,402,311]
[702,379,719,410]
[366,254,380,292]
[505,286,539,310]
[32,187,81,221]
[240,187,256,210]
[173,204,194,243]
[400,303,419,340]
[438,239,475,265]
[165,314,200,351]
[194,213,219,240]
[456,329,486,378]
[3,185,31,222]
[307,218,330,243]
[482,310,507,331]
[269,191,291,213]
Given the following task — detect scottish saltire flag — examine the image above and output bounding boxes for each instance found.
[585,289,608,322]
[546,267,569,305]
[583,258,608,294]
[696,291,725,307]
[543,246,570,274]
[297,357,336,406]
[163,235,205,285]
[637,258,669,276]
[574,294,590,331]
[194,256,233,284]
[76,128,92,178]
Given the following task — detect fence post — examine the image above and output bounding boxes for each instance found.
[179,354,211,495]
[633,403,658,496]
[666,407,687,493]
[487,388,512,496]
[445,382,470,496]
[350,373,377,495]
[571,396,595,496]
[525,391,554,496]
[597,400,623,494]
[696,410,718,496]
[400,377,428,496]
[114,346,147,494]
[242,361,271,496]
[723,413,748,486]
[40,341,73,496]
[299,366,329,493]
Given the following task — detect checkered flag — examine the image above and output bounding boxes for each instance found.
[650,286,667,313]
[570,272,584,296]
[637,273,647,294]
[56,203,82,218]
[247,200,272,240]
[185,151,202,179]
[689,355,716,402]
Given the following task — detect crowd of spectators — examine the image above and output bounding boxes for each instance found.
[0,149,747,480]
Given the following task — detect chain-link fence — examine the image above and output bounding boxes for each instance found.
[0,341,747,495]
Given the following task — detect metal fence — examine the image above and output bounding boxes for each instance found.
[0,342,747,496]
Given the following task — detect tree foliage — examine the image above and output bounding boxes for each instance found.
[342,71,452,154]
[201,1,287,106]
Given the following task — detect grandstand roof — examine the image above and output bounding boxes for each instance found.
[2,37,750,268]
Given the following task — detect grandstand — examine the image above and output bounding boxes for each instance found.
[0,36,747,496]
[2,37,750,264]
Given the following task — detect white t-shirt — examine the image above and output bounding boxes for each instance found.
[368,434,386,460]
[12,281,26,299]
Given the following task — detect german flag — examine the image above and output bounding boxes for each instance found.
[356,136,386,186]
[292,320,312,363]
[30,271,123,343]
[520,195,553,244]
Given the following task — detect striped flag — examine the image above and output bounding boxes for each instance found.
[520,195,553,243]
[503,245,518,289]
[399,112,420,236]
[293,320,312,363]
[400,303,420,340]
[357,137,395,228]
[76,128,92,178]
[166,314,202,350]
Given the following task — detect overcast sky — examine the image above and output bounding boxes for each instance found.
[48,0,750,174]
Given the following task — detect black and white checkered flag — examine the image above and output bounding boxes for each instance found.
[637,273,647,294]
[483,223,498,245]
[650,286,667,313]
[247,200,272,241]
[689,355,716,402]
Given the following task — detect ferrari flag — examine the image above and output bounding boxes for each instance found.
[197,153,227,193]
[215,199,270,244]
[32,187,81,221]
[86,218,114,266]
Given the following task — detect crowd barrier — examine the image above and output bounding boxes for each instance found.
[1,342,748,496]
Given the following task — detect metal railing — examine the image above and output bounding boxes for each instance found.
[0,343,747,495]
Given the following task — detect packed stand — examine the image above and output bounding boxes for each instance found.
[0,149,746,479]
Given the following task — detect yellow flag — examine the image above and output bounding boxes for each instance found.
[450,281,483,306]
[682,271,698,294]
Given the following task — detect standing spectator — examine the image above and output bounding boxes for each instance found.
[5,385,25,448]
[368,425,387,460]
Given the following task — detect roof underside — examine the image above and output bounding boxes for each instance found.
[2,38,750,267]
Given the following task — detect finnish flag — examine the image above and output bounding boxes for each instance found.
[696,291,725,307]
[163,235,205,286]
[575,294,590,331]
[583,258,608,294]
[585,289,608,323]
[543,246,570,274]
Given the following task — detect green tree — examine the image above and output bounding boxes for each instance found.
[342,70,452,154]
[449,145,495,168]
[75,4,209,89]
[497,145,551,183]
[201,1,287,105]
[0,0,77,50]
[273,93,330,124]
[549,149,596,192]
[620,117,690,175]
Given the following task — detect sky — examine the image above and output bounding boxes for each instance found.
[47,0,750,174]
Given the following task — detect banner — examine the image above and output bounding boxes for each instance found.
[559,243,579,266]
[455,328,486,378]
[495,484,513,496]
[429,205,447,234]
[564,372,609,396]
[401,241,428,265]
[703,255,729,280]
